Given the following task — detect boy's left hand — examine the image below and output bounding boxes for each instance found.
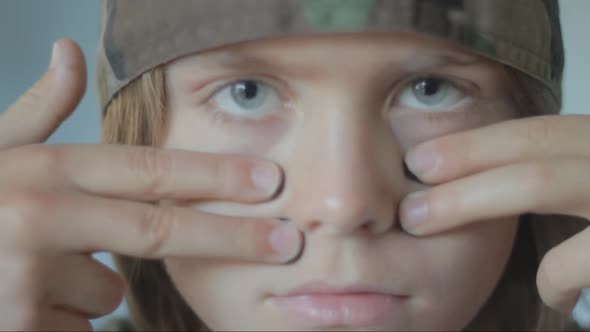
[400,114,590,314]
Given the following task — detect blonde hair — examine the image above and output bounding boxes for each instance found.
[101,66,586,331]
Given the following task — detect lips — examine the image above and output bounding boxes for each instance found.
[267,280,409,328]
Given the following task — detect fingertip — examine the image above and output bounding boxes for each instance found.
[250,160,284,199]
[536,259,581,314]
[49,41,60,70]
[284,230,304,264]
[50,38,87,111]
[405,143,439,183]
[269,223,304,264]
[51,38,86,71]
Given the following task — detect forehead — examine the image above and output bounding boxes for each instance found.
[168,32,484,72]
[98,0,561,113]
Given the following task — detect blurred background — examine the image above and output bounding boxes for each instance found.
[0,0,589,329]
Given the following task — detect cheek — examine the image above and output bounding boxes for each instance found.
[412,216,518,329]
[162,105,291,155]
[389,100,517,150]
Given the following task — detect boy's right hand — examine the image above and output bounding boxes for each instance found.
[0,39,301,331]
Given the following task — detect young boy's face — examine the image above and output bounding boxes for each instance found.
[161,32,519,331]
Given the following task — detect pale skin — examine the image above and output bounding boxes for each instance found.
[401,116,590,312]
[0,40,302,331]
[158,33,579,330]
[0,32,586,330]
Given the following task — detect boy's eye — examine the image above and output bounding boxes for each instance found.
[211,80,281,117]
[397,77,468,111]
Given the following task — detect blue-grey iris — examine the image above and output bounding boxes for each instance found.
[412,78,449,106]
[230,81,268,110]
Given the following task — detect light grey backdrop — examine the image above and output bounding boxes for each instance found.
[0,0,589,329]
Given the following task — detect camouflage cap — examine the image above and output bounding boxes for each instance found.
[96,0,564,114]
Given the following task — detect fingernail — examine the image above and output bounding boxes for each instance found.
[49,41,62,69]
[401,191,429,230]
[269,223,302,262]
[406,145,439,179]
[251,162,281,196]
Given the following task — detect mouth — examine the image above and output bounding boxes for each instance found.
[266,280,409,328]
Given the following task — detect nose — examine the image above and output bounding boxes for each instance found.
[282,104,403,237]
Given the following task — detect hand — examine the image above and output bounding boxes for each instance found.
[0,39,301,331]
[400,115,590,314]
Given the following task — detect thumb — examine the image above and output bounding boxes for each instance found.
[0,39,87,149]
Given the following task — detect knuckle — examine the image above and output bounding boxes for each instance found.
[22,144,66,174]
[130,147,173,195]
[136,205,175,256]
[0,189,61,247]
[519,117,555,148]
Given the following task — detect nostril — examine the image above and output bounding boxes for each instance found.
[363,219,387,233]
[306,220,321,232]
[301,219,389,234]
[361,219,373,231]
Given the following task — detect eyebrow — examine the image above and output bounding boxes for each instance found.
[403,50,486,72]
[198,47,487,79]
[205,52,320,79]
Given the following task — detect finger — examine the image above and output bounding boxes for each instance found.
[2,191,302,263]
[5,306,91,331]
[45,255,124,319]
[537,226,590,313]
[405,115,590,184]
[400,158,590,235]
[0,144,283,203]
[37,307,92,331]
[0,39,86,149]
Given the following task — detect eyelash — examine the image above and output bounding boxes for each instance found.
[390,73,476,105]
[202,75,292,126]
[201,73,480,126]
[400,75,491,125]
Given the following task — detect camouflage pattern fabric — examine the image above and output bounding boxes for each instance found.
[96,0,563,114]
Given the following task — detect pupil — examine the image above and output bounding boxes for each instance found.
[416,79,440,96]
[238,81,258,99]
